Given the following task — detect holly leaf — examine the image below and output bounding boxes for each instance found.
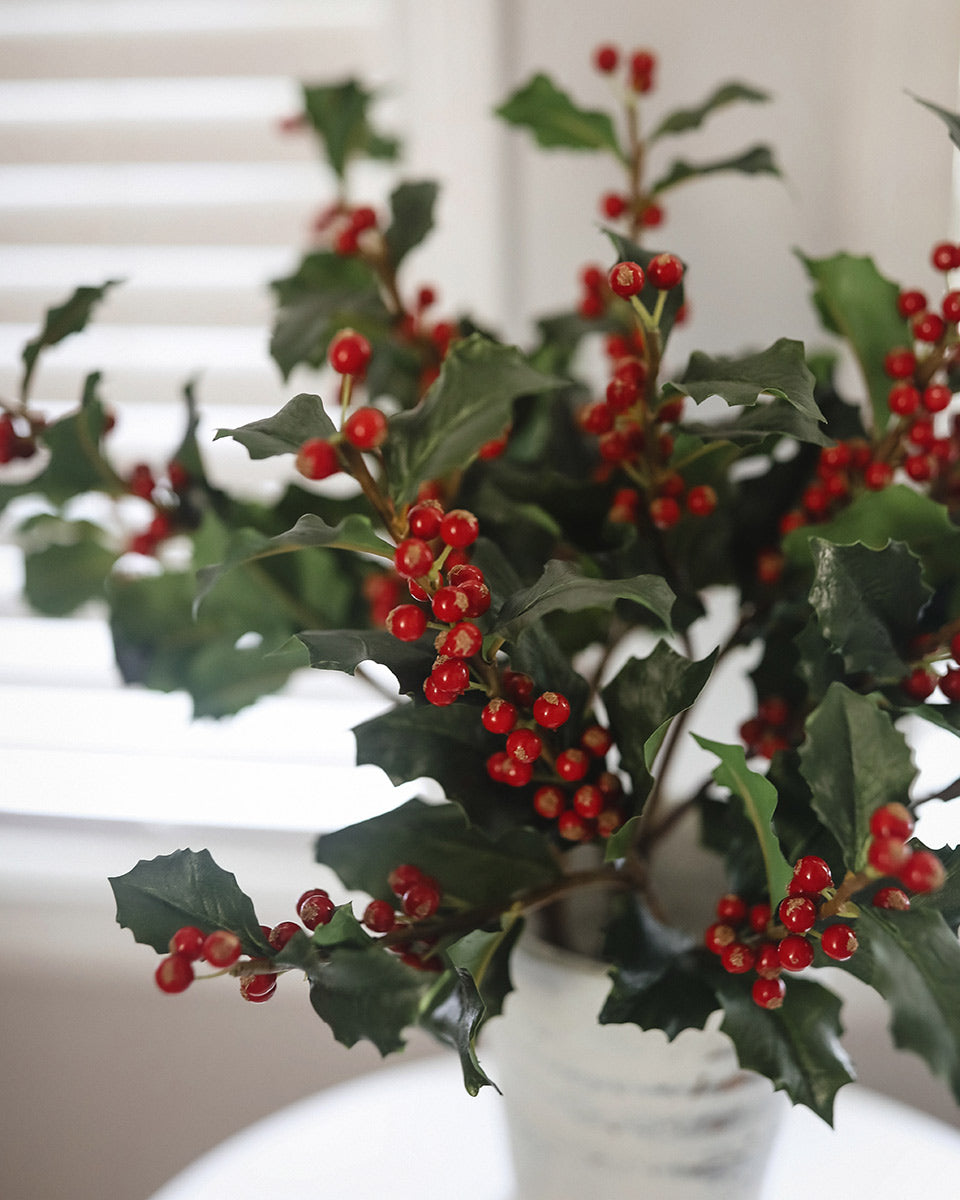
[665,338,822,425]
[269,251,385,380]
[693,736,794,903]
[649,81,771,141]
[420,968,500,1095]
[495,73,624,158]
[384,180,439,268]
[909,93,960,152]
[109,848,272,957]
[308,946,423,1055]
[301,80,400,178]
[315,797,560,907]
[295,629,433,694]
[215,394,336,460]
[489,561,675,649]
[196,514,394,605]
[21,280,121,400]
[798,684,916,872]
[797,252,906,434]
[783,484,960,588]
[22,524,117,615]
[446,921,524,1020]
[715,973,854,1123]
[808,539,931,679]
[840,906,960,1103]
[383,335,564,506]
[650,144,779,193]
[680,396,831,446]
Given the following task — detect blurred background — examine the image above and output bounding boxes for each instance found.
[2,2,960,1197]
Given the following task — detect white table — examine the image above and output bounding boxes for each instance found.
[150,1056,960,1200]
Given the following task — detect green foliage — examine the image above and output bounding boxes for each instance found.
[215,393,336,459]
[419,968,500,1095]
[650,144,780,193]
[909,93,960,152]
[648,81,771,141]
[495,73,624,158]
[22,521,117,615]
[384,180,439,268]
[301,80,400,179]
[20,281,122,401]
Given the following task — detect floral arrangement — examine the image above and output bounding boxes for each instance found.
[5,42,960,1126]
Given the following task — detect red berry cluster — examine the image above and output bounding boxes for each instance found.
[900,627,960,705]
[866,802,946,893]
[739,695,799,760]
[154,926,245,995]
[362,863,445,972]
[0,410,42,464]
[311,202,380,257]
[126,458,191,557]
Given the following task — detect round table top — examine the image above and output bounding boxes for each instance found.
[149,1055,960,1200]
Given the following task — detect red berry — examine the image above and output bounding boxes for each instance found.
[869,802,914,841]
[715,893,747,924]
[532,691,571,729]
[240,973,277,1003]
[820,923,858,961]
[408,500,444,539]
[388,864,423,896]
[754,941,781,979]
[650,496,681,530]
[298,892,336,930]
[556,748,589,782]
[685,484,717,517]
[779,896,818,933]
[402,882,441,920]
[749,903,772,934]
[557,811,590,841]
[482,698,518,734]
[922,384,953,413]
[430,658,470,695]
[573,784,604,819]
[386,604,427,642]
[503,671,535,706]
[431,585,470,623]
[168,926,205,961]
[883,348,917,379]
[778,934,814,972]
[600,192,628,220]
[940,668,960,703]
[942,291,960,323]
[533,785,565,819]
[394,537,434,579]
[581,725,613,757]
[897,289,928,318]
[202,929,242,968]
[343,406,387,450]
[593,43,619,73]
[872,885,911,911]
[439,621,483,659]
[608,260,645,299]
[898,849,945,893]
[439,509,479,548]
[155,953,194,993]
[901,667,937,701]
[721,942,755,974]
[647,253,683,290]
[362,899,396,933]
[704,922,735,955]
[423,676,459,706]
[930,241,960,272]
[888,383,920,416]
[868,835,912,876]
[791,855,833,893]
[752,977,787,1010]
[912,312,946,343]
[864,460,893,490]
[268,921,301,950]
[328,329,372,376]
[506,727,543,763]
[641,203,664,228]
[629,48,656,92]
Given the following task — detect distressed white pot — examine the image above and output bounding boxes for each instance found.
[483,932,786,1200]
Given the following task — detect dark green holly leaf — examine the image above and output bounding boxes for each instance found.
[606,231,686,342]
[693,736,793,902]
[794,615,846,702]
[665,338,822,425]
[22,524,117,615]
[315,797,560,907]
[840,906,960,1103]
[20,281,121,401]
[797,252,905,434]
[420,968,500,1095]
[269,251,385,379]
[783,484,960,588]
[650,144,779,193]
[808,539,930,680]
[215,393,336,460]
[0,374,124,510]
[680,395,831,446]
[383,335,564,506]
[301,80,400,178]
[909,93,960,152]
[384,180,439,269]
[489,561,674,650]
[495,73,624,158]
[715,973,854,1123]
[602,642,716,808]
[178,637,307,720]
[196,513,394,605]
[798,684,916,872]
[649,81,771,141]
[446,920,524,1020]
[109,848,272,957]
[296,629,433,694]
[308,945,423,1055]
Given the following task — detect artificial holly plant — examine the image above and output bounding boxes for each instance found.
[5,43,960,1124]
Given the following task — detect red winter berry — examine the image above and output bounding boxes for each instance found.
[864,460,893,490]
[901,667,937,702]
[791,855,833,894]
[394,537,435,579]
[268,922,301,951]
[778,934,814,972]
[721,942,756,974]
[872,885,911,911]
[930,241,960,272]
[779,896,818,934]
[363,899,397,934]
[749,903,772,934]
[868,835,912,876]
[647,253,683,290]
[343,406,387,450]
[629,48,656,92]
[556,748,589,782]
[754,942,781,979]
[168,926,205,961]
[593,43,619,73]
[581,724,613,757]
[752,977,787,1010]
[423,676,459,706]
[482,698,518,734]
[328,329,372,376]
[430,658,470,695]
[820,924,858,961]
[715,893,747,924]
[240,973,277,1003]
[573,784,604,819]
[650,496,681,530]
[503,671,535,706]
[506,727,543,763]
[608,260,645,298]
[600,192,628,220]
[533,691,571,729]
[685,484,717,517]
[869,802,914,841]
[439,509,479,548]
[388,864,423,896]
[402,882,441,920]
[431,585,470,623]
[155,954,194,994]
[942,291,960,323]
[533,785,566,819]
[202,929,242,968]
[888,383,920,416]
[386,604,428,642]
[557,811,590,841]
[439,621,483,659]
[407,499,444,540]
[298,891,336,930]
[897,289,928,318]
[899,849,946,893]
[940,668,960,703]
[704,922,736,954]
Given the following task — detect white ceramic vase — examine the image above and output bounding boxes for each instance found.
[483,932,786,1200]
